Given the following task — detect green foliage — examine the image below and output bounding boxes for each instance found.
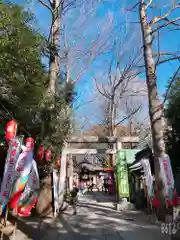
[165,75,180,172]
[0,3,46,122]
[0,3,75,171]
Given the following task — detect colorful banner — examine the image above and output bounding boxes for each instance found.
[18,160,39,216]
[141,159,153,198]
[116,151,129,198]
[0,136,23,210]
[159,155,174,200]
[9,144,34,208]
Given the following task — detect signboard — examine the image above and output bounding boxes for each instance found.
[116,151,129,198]
[141,159,153,198]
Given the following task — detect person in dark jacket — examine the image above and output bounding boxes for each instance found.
[104,178,108,193]
[71,183,79,215]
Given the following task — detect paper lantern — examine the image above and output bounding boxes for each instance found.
[45,150,51,161]
[55,161,60,167]
[5,120,17,141]
[37,145,44,160]
[26,137,34,151]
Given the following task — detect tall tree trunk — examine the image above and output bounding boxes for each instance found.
[48,0,61,95]
[139,2,166,221]
[48,0,68,213]
[65,66,73,191]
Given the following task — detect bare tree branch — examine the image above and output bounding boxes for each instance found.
[74,99,95,110]
[152,16,180,33]
[38,0,54,14]
[115,104,142,127]
[151,2,180,25]
[93,76,112,99]
[145,0,153,9]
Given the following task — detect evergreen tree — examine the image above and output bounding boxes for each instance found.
[165,75,180,173]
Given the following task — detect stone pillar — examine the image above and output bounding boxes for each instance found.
[116,141,122,151]
[67,154,73,191]
[57,146,67,211]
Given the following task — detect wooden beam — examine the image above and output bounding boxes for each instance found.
[67,136,117,143]
[119,137,139,143]
[65,148,117,154]
[67,136,139,143]
[65,148,98,154]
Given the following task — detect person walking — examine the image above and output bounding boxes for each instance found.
[71,183,79,215]
[108,176,113,195]
[103,178,108,193]
[79,181,84,195]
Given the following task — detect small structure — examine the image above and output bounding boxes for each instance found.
[128,146,154,209]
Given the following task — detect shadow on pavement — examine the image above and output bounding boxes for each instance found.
[83,191,116,203]
[6,201,171,240]
[0,233,10,240]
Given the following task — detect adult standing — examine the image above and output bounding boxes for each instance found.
[108,176,113,195]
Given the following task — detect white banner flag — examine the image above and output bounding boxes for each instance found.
[141,159,153,197]
[19,159,40,205]
[11,145,34,195]
[159,155,174,198]
[0,136,23,210]
[52,170,58,216]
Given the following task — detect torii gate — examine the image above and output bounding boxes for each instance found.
[55,136,139,216]
[63,136,139,189]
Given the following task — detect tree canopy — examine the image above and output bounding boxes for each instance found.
[0,3,75,163]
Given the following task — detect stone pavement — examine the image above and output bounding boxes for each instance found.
[7,193,172,240]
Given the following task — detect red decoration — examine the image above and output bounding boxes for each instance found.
[45,150,51,161]
[8,190,23,209]
[5,120,17,141]
[152,189,178,208]
[55,161,60,167]
[18,209,31,217]
[37,146,44,160]
[26,137,34,151]
[18,196,38,217]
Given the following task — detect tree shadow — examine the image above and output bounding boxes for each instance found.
[0,233,10,240]
[83,191,116,201]
[6,201,170,240]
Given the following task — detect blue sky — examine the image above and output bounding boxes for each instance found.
[27,0,179,94]
[14,0,180,127]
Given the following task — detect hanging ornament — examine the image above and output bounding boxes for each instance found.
[5,120,17,141]
[55,160,60,167]
[25,137,34,152]
[36,145,44,161]
[45,150,51,161]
